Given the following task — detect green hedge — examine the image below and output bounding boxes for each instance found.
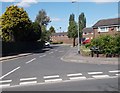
[2,41,44,56]
[89,34,120,57]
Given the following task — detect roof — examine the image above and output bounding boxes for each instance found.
[51,32,67,36]
[82,27,93,33]
[93,18,120,28]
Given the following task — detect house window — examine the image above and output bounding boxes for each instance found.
[98,27,108,32]
[116,26,120,31]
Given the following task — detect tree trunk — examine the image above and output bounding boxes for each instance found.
[73,38,76,47]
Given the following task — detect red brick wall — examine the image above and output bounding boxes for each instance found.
[51,35,78,45]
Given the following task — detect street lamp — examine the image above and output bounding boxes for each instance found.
[72,0,80,54]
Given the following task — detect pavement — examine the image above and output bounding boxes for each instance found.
[61,46,119,65]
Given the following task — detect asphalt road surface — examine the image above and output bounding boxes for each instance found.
[0,45,119,91]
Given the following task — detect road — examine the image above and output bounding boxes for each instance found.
[0,45,119,91]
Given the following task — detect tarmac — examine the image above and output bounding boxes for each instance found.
[0,45,119,65]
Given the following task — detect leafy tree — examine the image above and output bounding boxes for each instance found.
[78,12,86,45]
[29,22,41,41]
[1,5,31,42]
[35,9,51,42]
[35,9,51,26]
[68,14,78,47]
[49,26,56,34]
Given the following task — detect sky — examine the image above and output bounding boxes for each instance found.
[0,0,119,32]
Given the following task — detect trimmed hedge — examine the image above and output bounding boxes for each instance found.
[2,41,44,57]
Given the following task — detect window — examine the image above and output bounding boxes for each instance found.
[98,27,108,32]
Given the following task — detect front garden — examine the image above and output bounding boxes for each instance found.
[82,34,120,57]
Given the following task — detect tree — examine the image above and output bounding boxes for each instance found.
[35,9,51,26]
[68,14,78,47]
[29,22,41,41]
[78,12,86,44]
[35,9,51,42]
[49,26,56,34]
[1,5,32,42]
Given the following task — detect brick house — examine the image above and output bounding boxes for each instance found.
[82,27,94,41]
[92,18,120,38]
[50,32,77,44]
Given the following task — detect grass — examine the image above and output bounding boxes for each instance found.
[80,45,91,56]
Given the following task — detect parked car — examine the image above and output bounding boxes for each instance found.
[82,39,91,44]
[45,41,50,47]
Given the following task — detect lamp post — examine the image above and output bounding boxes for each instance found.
[72,0,80,54]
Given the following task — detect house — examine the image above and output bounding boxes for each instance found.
[82,27,94,40]
[92,18,120,38]
[82,27,94,44]
[50,32,77,44]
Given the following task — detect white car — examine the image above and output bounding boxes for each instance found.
[45,41,50,47]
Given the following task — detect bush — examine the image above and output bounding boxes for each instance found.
[89,34,120,57]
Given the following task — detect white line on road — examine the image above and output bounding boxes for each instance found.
[44,79,62,83]
[58,51,64,52]
[20,77,37,81]
[115,74,120,76]
[88,72,103,75]
[49,52,53,54]
[0,84,10,88]
[0,66,20,80]
[55,49,58,51]
[39,54,46,58]
[67,73,82,77]
[26,58,36,64]
[109,70,120,73]
[92,75,110,79]
[20,81,37,85]
[69,76,87,80]
[0,80,12,83]
[44,75,60,79]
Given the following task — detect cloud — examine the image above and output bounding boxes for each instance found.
[16,0,38,7]
[51,18,62,22]
[0,0,15,2]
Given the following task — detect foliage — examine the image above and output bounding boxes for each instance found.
[67,14,78,47]
[1,5,32,42]
[78,12,86,44]
[49,26,56,34]
[35,9,51,42]
[29,22,41,41]
[35,9,51,26]
[90,34,120,56]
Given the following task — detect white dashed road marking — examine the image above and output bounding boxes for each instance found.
[26,58,36,64]
[20,77,37,81]
[88,72,103,75]
[0,80,12,88]
[44,75,60,79]
[0,66,20,80]
[109,70,120,73]
[69,76,87,80]
[49,52,53,54]
[67,73,82,76]
[44,79,62,83]
[20,77,37,85]
[44,75,62,83]
[92,75,110,79]
[39,54,46,58]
